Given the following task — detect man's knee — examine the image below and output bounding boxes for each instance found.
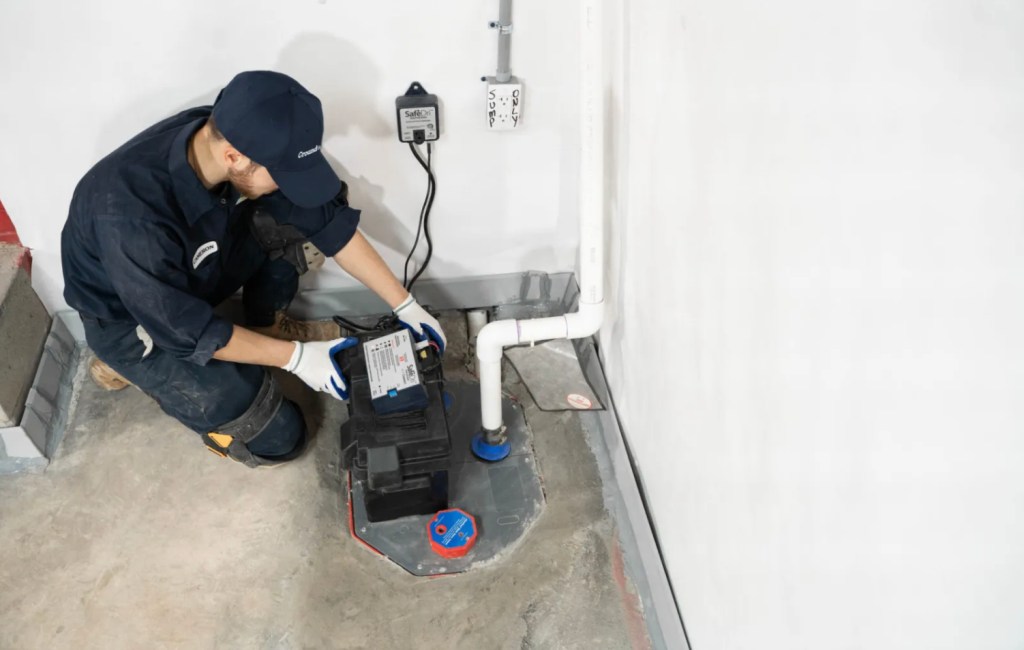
[204,373,307,468]
[245,398,307,461]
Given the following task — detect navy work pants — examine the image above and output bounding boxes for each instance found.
[82,231,306,460]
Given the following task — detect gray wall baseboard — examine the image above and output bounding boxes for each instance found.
[217,271,576,322]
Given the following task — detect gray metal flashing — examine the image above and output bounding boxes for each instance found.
[557,282,689,650]
[576,353,689,650]
[217,271,576,323]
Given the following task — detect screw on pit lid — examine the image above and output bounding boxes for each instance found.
[427,509,478,559]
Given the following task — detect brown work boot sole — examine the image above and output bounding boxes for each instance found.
[251,312,342,343]
[89,357,132,391]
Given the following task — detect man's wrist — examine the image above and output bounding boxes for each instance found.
[281,341,302,371]
[393,293,415,313]
[214,326,300,368]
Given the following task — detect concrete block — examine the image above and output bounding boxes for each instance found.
[0,250,51,427]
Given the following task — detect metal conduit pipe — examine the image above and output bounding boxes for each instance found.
[495,0,514,83]
[475,0,605,450]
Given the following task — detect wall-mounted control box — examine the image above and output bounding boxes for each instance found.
[396,81,440,144]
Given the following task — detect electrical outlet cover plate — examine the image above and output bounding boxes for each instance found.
[485,78,523,131]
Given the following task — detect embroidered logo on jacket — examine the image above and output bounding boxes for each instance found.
[192,241,219,269]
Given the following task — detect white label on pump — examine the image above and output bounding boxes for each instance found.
[364,330,420,400]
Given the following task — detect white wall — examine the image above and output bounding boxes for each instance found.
[8,1,1024,645]
[602,1,1024,648]
[0,0,581,312]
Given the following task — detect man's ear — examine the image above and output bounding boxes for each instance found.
[222,146,246,170]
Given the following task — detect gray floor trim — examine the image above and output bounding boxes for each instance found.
[577,353,690,650]
[219,271,576,322]
[561,281,689,649]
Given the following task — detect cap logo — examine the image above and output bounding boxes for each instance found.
[297,145,321,159]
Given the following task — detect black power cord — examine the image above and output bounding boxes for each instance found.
[332,314,374,333]
[402,142,436,292]
[332,312,398,334]
[339,142,436,334]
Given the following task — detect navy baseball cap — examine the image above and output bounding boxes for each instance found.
[211,71,341,208]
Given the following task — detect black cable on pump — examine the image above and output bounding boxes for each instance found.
[342,142,435,335]
[332,314,374,332]
[332,312,401,334]
[402,144,428,287]
[402,142,436,292]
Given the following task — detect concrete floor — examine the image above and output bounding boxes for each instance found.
[0,315,649,650]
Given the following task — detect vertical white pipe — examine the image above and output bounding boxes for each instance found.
[479,357,505,431]
[466,309,489,344]
[579,0,604,305]
[476,0,605,434]
[478,320,520,432]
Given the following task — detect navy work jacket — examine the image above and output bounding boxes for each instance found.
[61,107,360,365]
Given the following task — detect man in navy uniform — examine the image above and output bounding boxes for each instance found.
[61,71,446,468]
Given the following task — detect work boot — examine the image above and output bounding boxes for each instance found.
[89,357,132,391]
[250,311,341,343]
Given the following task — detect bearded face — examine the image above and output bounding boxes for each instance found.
[227,161,278,199]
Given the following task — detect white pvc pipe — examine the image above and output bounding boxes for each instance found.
[477,320,520,432]
[578,0,604,306]
[466,309,489,344]
[477,0,605,434]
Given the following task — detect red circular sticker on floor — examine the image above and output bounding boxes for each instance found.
[566,394,593,409]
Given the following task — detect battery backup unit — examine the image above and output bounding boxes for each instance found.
[337,329,452,522]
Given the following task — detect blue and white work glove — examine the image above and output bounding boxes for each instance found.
[394,295,447,354]
[282,337,358,400]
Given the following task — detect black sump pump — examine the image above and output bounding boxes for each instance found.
[337,327,451,523]
[334,324,546,576]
